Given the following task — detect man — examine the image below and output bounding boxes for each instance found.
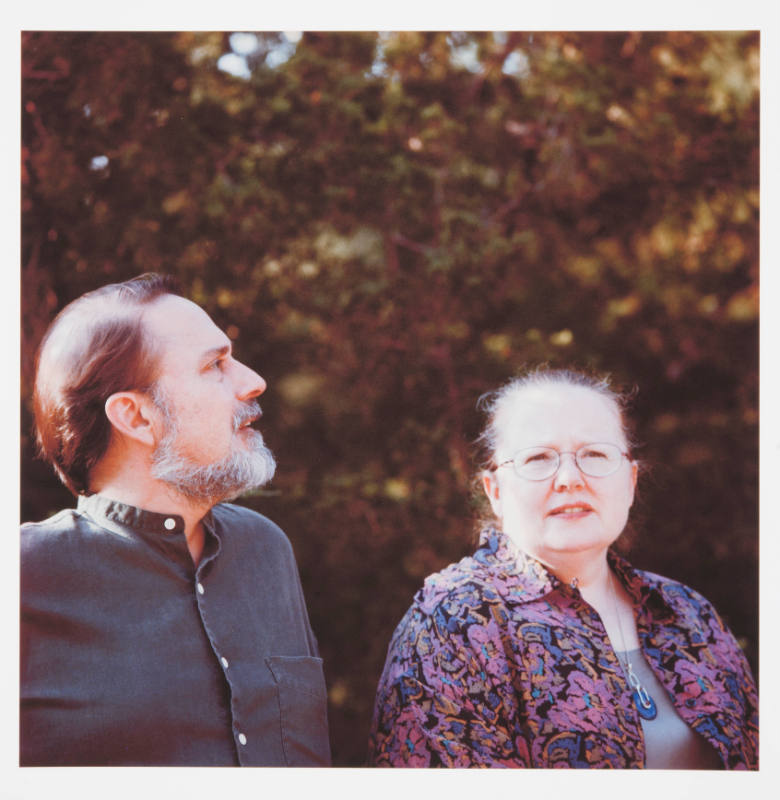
[20,273,331,766]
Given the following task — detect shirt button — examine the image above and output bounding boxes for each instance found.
[197,583,205,595]
[220,656,229,669]
[163,517,176,531]
[238,733,247,746]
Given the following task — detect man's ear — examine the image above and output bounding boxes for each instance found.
[482,470,502,518]
[104,392,157,447]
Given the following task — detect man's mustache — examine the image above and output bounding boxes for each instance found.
[233,401,262,432]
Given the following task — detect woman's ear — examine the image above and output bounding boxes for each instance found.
[104,392,157,448]
[627,459,639,506]
[482,470,502,518]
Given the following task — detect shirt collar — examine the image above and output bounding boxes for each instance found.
[77,494,192,536]
[77,494,221,575]
[77,494,216,541]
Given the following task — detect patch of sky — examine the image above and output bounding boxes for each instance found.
[265,32,300,69]
[230,32,259,55]
[368,32,391,78]
[218,52,251,79]
[448,34,481,73]
[218,31,301,78]
[503,50,530,79]
[90,155,109,171]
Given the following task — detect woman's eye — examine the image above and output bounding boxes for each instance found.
[525,451,554,464]
[582,449,607,459]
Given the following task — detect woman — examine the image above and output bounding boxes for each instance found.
[369,368,758,768]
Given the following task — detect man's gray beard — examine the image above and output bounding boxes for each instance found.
[149,388,276,504]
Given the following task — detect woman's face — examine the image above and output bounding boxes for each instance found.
[483,383,637,570]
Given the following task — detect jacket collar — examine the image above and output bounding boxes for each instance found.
[476,527,671,617]
[474,527,555,603]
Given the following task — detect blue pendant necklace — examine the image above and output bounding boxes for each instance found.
[624,660,658,720]
[609,575,658,721]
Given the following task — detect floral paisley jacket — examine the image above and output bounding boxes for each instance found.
[369,529,758,768]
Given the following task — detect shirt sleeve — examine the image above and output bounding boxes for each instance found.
[368,599,529,767]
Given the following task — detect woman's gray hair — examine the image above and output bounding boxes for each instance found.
[475,366,637,471]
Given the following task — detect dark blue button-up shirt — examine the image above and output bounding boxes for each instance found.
[21,495,331,766]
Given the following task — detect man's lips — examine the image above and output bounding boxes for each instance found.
[234,405,262,432]
[547,502,595,517]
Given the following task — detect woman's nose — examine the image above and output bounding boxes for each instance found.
[553,452,585,491]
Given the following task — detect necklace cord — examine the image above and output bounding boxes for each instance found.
[609,572,657,717]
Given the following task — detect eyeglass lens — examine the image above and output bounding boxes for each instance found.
[513,444,623,480]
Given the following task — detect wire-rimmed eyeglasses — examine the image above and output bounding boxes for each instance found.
[496,443,630,481]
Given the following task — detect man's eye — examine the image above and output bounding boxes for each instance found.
[210,359,225,371]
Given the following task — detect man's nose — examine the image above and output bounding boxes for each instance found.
[235,361,266,400]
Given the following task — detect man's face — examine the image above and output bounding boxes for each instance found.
[142,295,276,502]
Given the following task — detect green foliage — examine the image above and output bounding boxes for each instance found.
[22,31,758,766]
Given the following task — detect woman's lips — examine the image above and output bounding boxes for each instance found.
[548,503,594,518]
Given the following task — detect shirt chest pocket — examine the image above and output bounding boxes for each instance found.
[265,656,331,766]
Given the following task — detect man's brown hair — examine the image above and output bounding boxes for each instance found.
[32,272,182,495]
